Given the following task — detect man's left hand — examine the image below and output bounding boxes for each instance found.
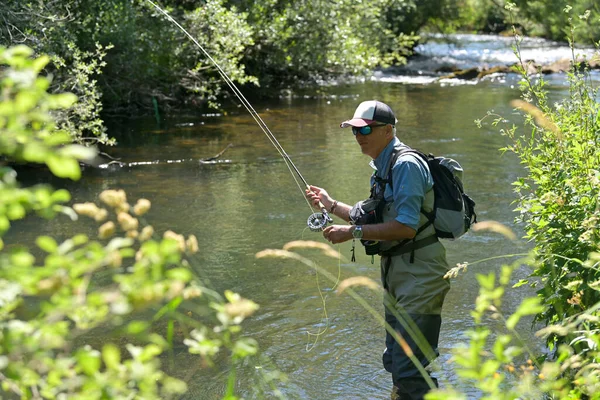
[323,225,353,244]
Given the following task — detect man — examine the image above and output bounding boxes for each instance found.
[306,100,450,400]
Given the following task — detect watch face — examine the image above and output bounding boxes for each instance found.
[353,226,363,239]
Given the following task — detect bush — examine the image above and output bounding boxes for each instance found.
[0,45,262,399]
[428,8,600,399]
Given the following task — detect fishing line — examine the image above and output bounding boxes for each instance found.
[145,0,332,230]
[299,227,342,351]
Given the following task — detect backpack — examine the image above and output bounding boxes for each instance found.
[393,147,477,239]
[349,144,477,261]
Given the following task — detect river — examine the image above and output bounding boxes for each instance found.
[8,34,597,399]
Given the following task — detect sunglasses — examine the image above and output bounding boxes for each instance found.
[352,124,388,136]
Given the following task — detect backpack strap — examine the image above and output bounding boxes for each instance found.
[379,145,437,263]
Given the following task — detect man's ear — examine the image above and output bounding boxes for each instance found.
[385,124,394,138]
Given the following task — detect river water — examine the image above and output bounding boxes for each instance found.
[8,34,598,399]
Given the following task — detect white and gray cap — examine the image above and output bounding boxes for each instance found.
[340,100,397,128]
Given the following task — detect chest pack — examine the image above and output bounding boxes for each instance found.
[349,145,477,259]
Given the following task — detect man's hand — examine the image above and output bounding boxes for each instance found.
[323,224,353,244]
[305,185,334,211]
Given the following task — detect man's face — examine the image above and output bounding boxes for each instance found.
[352,123,391,159]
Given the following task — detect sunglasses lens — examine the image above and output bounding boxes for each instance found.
[352,126,372,135]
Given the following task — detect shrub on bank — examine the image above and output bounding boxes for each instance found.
[430,9,600,399]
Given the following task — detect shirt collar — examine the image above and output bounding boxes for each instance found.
[368,137,403,176]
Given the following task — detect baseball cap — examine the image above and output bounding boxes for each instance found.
[340,100,397,128]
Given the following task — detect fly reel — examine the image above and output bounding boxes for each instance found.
[307,211,333,232]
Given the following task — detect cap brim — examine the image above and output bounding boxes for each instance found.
[340,118,374,128]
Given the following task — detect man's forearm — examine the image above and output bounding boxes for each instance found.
[329,200,351,222]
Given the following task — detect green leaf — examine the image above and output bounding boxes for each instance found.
[47,93,77,109]
[30,55,50,73]
[50,189,71,203]
[102,344,121,370]
[15,90,38,112]
[10,251,35,268]
[36,236,58,253]
[72,234,89,246]
[166,268,193,282]
[140,344,163,361]
[58,144,97,161]
[126,321,149,335]
[7,203,26,220]
[76,348,101,376]
[6,45,33,59]
[0,216,9,234]
[232,338,258,358]
[512,279,529,288]
[479,359,500,378]
[46,154,81,180]
[506,297,544,330]
[22,142,49,163]
[43,132,72,146]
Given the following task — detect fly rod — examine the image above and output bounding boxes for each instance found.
[145,0,332,231]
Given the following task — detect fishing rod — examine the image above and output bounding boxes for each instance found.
[145,0,332,232]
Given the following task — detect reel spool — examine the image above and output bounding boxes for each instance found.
[307,212,332,232]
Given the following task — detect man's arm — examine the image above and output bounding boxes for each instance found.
[322,220,415,244]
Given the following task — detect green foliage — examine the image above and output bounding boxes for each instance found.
[180,0,258,108]
[1,2,114,147]
[0,0,425,115]
[510,0,600,43]
[53,42,115,147]
[485,21,600,347]
[233,0,419,88]
[429,258,600,399]
[0,45,263,399]
[434,11,600,400]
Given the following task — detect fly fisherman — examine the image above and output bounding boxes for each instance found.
[306,100,450,400]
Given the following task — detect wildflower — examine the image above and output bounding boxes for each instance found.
[472,220,517,240]
[167,281,185,299]
[73,202,100,218]
[283,240,341,259]
[186,235,199,254]
[139,225,154,241]
[117,202,131,213]
[117,212,138,231]
[337,276,380,294]
[99,189,127,208]
[94,208,108,222]
[444,262,469,279]
[164,230,186,252]
[107,251,122,268]
[133,198,151,216]
[99,221,116,239]
[183,285,202,299]
[223,290,259,323]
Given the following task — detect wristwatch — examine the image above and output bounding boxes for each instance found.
[352,225,363,239]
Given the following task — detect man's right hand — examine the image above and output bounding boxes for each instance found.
[305,185,334,211]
